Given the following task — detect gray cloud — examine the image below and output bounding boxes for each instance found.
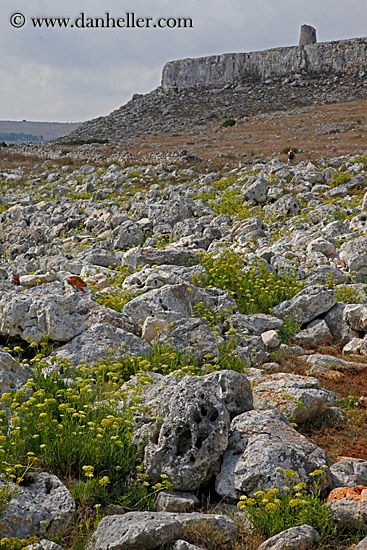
[1,0,366,121]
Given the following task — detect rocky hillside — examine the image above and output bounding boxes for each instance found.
[60,37,367,143]
[0,147,367,549]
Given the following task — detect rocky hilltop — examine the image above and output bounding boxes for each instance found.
[60,37,367,143]
[0,143,367,549]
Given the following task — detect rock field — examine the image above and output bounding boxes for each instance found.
[0,144,367,549]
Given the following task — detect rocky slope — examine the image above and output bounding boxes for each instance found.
[59,37,367,143]
[0,147,367,549]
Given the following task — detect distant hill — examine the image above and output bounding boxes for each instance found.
[0,120,80,142]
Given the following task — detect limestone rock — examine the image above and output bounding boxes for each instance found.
[258,524,320,550]
[0,472,75,539]
[327,486,367,530]
[156,317,220,362]
[272,285,337,324]
[155,491,199,513]
[122,247,202,270]
[122,284,193,325]
[142,316,169,342]
[0,348,32,396]
[0,283,86,344]
[330,459,367,489]
[216,409,331,501]
[88,512,236,550]
[52,322,151,366]
[252,372,338,423]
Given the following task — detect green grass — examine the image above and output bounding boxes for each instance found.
[198,250,303,315]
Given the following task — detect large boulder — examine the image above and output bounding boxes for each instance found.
[112,220,144,249]
[0,472,75,539]
[88,512,236,550]
[52,322,151,366]
[0,283,86,344]
[122,284,193,325]
[123,265,207,294]
[272,285,337,325]
[133,371,253,491]
[216,409,331,501]
[340,237,367,280]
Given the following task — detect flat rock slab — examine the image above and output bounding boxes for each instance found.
[272,285,336,325]
[88,512,236,550]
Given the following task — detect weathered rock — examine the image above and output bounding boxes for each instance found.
[142,376,230,490]
[293,319,333,347]
[216,409,331,500]
[113,220,144,249]
[122,247,202,270]
[53,322,151,366]
[142,316,169,342]
[122,284,193,325]
[272,285,337,324]
[327,486,367,530]
[324,303,360,345]
[133,371,253,490]
[330,458,367,489]
[265,195,300,220]
[0,348,32,396]
[305,353,365,373]
[355,536,367,549]
[0,472,75,539]
[261,330,281,349]
[156,318,220,362]
[155,491,199,513]
[88,512,236,550]
[340,237,367,280]
[171,541,205,550]
[252,372,338,423]
[26,540,64,550]
[258,524,320,550]
[241,176,269,204]
[0,283,86,344]
[123,265,207,294]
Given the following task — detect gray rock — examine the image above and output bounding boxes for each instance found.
[355,536,367,549]
[216,409,331,501]
[330,458,367,488]
[122,247,202,270]
[122,284,193,325]
[113,220,144,250]
[142,375,230,490]
[88,512,236,550]
[155,491,199,513]
[328,496,367,531]
[272,285,337,324]
[258,525,321,550]
[340,237,367,280]
[265,195,300,220]
[258,524,320,550]
[0,348,32,396]
[53,322,150,366]
[305,353,364,372]
[324,303,360,345]
[171,541,205,550]
[242,176,269,204]
[252,372,338,423]
[0,472,75,539]
[0,283,86,344]
[156,317,220,362]
[293,319,333,347]
[227,313,283,336]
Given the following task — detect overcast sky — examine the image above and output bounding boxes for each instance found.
[1,0,367,122]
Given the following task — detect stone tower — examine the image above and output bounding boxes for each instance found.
[299,25,317,46]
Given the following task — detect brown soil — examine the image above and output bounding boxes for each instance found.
[124,98,367,164]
